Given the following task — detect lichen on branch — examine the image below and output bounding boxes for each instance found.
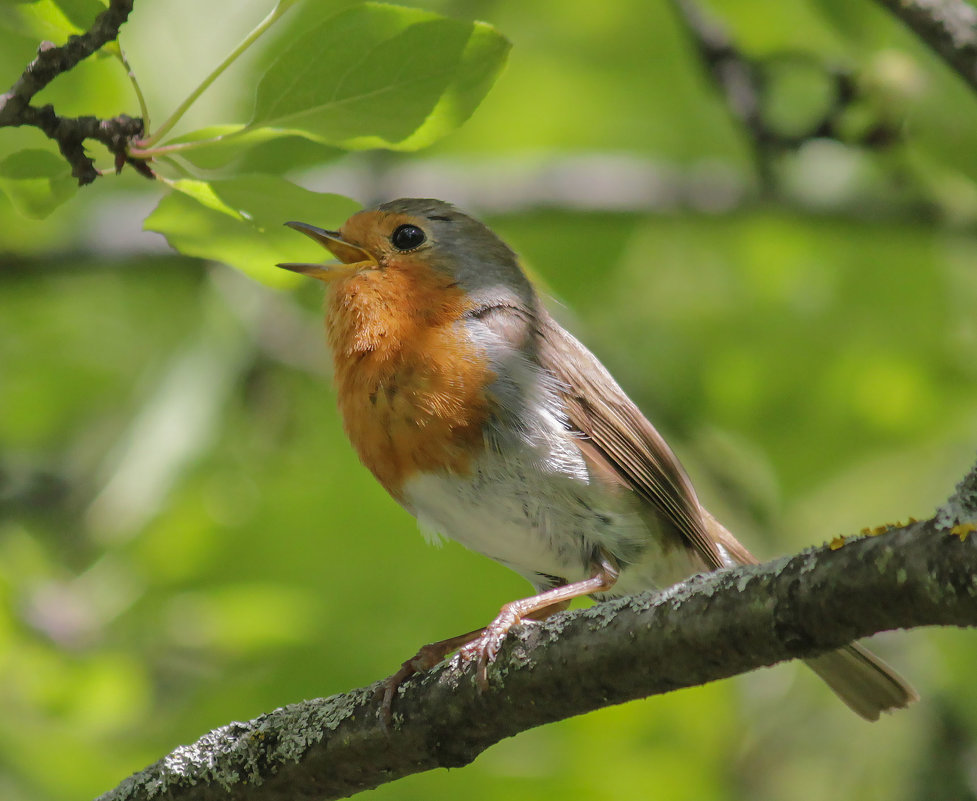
[97,456,977,801]
[0,0,149,185]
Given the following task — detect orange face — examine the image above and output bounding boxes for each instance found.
[336,210,426,266]
[283,209,495,500]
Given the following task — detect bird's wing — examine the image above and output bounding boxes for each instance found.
[534,311,727,571]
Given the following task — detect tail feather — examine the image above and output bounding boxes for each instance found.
[700,510,917,719]
[804,643,918,721]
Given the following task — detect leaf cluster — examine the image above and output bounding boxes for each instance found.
[0,0,510,282]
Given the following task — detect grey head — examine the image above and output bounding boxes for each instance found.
[373,198,536,311]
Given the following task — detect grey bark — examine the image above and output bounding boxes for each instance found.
[96,458,977,801]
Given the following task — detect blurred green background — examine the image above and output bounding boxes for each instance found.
[2,0,977,799]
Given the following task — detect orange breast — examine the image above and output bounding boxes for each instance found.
[325,262,493,500]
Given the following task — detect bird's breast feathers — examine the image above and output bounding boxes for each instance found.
[325,266,497,498]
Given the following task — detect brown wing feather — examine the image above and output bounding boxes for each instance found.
[534,312,727,570]
[474,303,916,719]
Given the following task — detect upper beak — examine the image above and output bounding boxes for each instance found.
[277,221,377,281]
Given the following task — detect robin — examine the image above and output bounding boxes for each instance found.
[278,197,917,722]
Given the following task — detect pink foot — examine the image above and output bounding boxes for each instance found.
[458,608,533,690]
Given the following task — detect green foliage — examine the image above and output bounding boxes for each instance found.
[0,0,510,270]
[3,1,977,801]
[0,0,105,41]
[0,149,76,218]
[145,176,359,284]
[249,4,510,150]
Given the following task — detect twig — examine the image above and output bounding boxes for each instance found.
[0,0,148,184]
[672,0,765,140]
[96,457,977,801]
[672,0,900,189]
[873,0,977,91]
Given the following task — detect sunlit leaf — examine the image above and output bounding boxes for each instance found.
[247,2,510,150]
[144,175,359,285]
[168,177,243,219]
[0,148,77,218]
[153,4,508,162]
[1,0,88,39]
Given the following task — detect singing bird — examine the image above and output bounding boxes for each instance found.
[278,198,917,721]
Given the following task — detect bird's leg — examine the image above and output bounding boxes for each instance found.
[379,607,575,726]
[380,553,618,724]
[380,626,486,725]
[381,599,576,723]
[459,553,619,690]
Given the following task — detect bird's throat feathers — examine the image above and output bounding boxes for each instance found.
[325,258,460,356]
[324,264,494,498]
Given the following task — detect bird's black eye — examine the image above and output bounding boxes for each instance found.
[391,224,426,251]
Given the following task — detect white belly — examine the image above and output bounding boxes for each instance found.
[402,444,703,595]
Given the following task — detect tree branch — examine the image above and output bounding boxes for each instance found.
[672,0,899,190]
[0,0,149,185]
[97,456,977,801]
[873,0,977,92]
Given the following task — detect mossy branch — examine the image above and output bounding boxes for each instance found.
[97,457,977,801]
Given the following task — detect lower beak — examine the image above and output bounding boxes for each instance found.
[277,221,377,281]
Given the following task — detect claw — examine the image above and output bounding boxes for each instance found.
[378,629,486,728]
[377,557,617,725]
[458,608,527,690]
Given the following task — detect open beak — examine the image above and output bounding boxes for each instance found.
[277,221,377,281]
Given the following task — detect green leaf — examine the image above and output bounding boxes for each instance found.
[0,148,77,218]
[247,2,510,150]
[166,178,244,220]
[144,175,360,286]
[1,0,99,40]
[159,125,267,167]
[51,0,107,32]
[161,124,343,172]
[235,135,344,175]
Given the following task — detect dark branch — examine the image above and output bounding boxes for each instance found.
[873,0,977,92]
[2,0,135,106]
[672,0,764,138]
[672,0,899,187]
[0,0,147,185]
[97,457,977,801]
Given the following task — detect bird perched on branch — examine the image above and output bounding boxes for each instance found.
[279,198,917,722]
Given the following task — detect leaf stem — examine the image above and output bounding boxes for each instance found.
[116,44,150,130]
[129,129,244,158]
[140,1,294,148]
